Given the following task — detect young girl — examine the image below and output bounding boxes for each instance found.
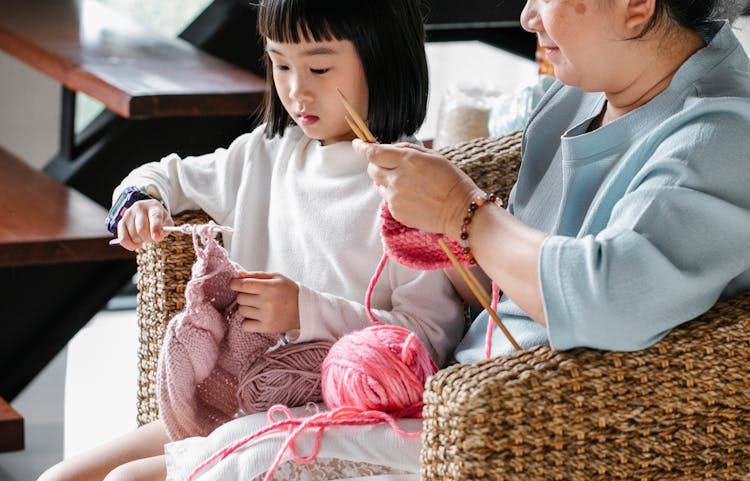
[39,1,464,480]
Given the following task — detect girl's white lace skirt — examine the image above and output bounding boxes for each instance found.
[165,404,422,481]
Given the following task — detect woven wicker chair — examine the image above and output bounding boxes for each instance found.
[134,132,524,426]
[135,131,750,479]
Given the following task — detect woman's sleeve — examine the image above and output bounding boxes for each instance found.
[293,267,465,368]
[541,108,750,351]
[113,126,266,222]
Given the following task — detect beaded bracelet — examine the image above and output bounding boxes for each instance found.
[459,192,498,264]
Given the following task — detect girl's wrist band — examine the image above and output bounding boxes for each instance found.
[459,192,499,264]
[105,186,165,235]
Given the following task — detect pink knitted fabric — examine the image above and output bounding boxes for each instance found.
[378,202,472,270]
[373,202,506,363]
[157,224,332,441]
[367,202,501,332]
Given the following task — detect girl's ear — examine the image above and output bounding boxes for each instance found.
[623,0,656,31]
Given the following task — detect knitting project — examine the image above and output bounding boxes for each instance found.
[187,324,435,481]
[157,223,332,441]
[367,201,499,320]
[185,207,494,481]
[369,202,502,358]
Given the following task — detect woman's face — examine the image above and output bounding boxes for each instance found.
[266,37,368,145]
[520,0,633,92]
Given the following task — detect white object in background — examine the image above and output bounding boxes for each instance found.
[420,41,538,142]
[64,310,139,459]
[433,83,507,149]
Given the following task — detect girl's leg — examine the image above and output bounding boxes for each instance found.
[38,420,170,481]
[103,455,166,481]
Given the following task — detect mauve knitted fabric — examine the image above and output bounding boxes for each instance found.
[157,226,331,441]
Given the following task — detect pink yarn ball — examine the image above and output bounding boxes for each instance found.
[320,325,437,416]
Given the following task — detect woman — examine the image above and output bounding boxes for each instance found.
[358,0,750,361]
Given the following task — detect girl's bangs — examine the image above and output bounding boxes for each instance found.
[258,1,338,43]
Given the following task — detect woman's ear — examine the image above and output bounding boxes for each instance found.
[623,0,656,31]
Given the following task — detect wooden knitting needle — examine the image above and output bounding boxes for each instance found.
[334,87,519,348]
[337,87,376,143]
[345,115,368,143]
[158,226,184,233]
[109,226,191,246]
[109,224,228,246]
[437,238,522,351]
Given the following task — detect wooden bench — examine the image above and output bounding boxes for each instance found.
[0,0,266,119]
[0,395,23,452]
[0,0,269,403]
[0,146,132,267]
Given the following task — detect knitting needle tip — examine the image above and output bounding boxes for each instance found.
[108,226,185,246]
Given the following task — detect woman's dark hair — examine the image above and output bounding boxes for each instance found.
[256,0,429,144]
[639,0,747,37]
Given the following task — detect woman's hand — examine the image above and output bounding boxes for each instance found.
[229,272,300,334]
[356,140,548,325]
[115,199,174,251]
[353,140,481,238]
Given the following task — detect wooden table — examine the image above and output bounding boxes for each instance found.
[0,396,23,452]
[0,147,132,267]
[0,0,265,119]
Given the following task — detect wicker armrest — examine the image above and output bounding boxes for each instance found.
[422,292,750,480]
[438,131,522,203]
[136,210,214,426]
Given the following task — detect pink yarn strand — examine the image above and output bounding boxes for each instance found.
[364,253,388,326]
[484,282,501,360]
[186,221,233,257]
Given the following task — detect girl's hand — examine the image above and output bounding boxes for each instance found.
[230,271,300,334]
[353,140,482,238]
[116,199,173,251]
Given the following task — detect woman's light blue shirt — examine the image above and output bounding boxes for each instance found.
[456,21,750,362]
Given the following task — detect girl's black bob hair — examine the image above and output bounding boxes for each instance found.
[257,0,429,144]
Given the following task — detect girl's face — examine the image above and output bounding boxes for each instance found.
[521,0,632,92]
[266,37,368,146]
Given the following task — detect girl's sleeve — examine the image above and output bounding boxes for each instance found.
[113,126,266,223]
[541,108,750,351]
[293,267,465,368]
